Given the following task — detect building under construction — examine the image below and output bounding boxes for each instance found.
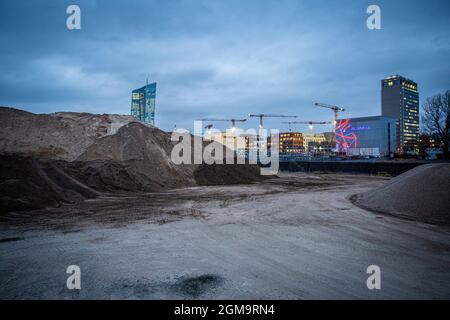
[279,132,304,153]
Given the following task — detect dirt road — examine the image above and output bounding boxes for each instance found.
[1,173,449,299]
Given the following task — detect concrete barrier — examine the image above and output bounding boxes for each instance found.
[279,160,432,176]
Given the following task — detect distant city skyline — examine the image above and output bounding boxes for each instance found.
[0,0,449,132]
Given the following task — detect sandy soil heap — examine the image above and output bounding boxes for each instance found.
[77,122,198,190]
[0,107,266,213]
[0,107,137,161]
[353,163,450,225]
[0,155,98,213]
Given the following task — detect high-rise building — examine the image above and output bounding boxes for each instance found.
[381,75,419,152]
[131,82,157,125]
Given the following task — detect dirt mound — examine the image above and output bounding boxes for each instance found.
[194,163,266,185]
[353,163,450,225]
[0,154,192,214]
[77,122,197,190]
[0,106,137,160]
[0,108,266,213]
[62,160,177,193]
[78,122,265,188]
[0,155,99,213]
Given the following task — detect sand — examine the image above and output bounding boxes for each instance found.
[353,163,450,225]
[0,107,137,161]
[0,107,265,213]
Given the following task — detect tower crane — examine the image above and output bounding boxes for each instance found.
[199,118,247,132]
[247,114,297,151]
[314,103,346,127]
[282,121,332,133]
[199,118,247,148]
[204,124,214,134]
[247,114,297,129]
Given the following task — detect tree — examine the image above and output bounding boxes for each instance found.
[417,133,432,160]
[422,90,450,159]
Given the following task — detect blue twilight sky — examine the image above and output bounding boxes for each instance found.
[0,0,449,132]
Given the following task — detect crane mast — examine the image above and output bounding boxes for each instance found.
[282,121,332,133]
[247,114,297,150]
[314,103,346,127]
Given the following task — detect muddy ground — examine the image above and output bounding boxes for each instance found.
[1,173,449,299]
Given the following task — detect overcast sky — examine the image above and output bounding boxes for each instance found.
[0,0,449,132]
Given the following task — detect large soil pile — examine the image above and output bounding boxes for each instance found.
[0,107,136,160]
[194,163,264,186]
[0,107,266,213]
[0,154,181,213]
[0,155,99,213]
[77,122,266,188]
[77,122,198,190]
[353,163,450,225]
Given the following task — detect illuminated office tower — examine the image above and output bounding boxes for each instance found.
[381,75,419,153]
[131,82,157,125]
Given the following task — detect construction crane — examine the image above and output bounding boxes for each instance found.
[199,118,247,148]
[204,124,214,134]
[247,114,297,129]
[247,114,297,151]
[199,118,247,132]
[204,123,238,144]
[282,121,332,133]
[314,103,346,127]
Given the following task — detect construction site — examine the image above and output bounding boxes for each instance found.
[195,100,403,164]
[200,103,346,158]
[0,105,449,299]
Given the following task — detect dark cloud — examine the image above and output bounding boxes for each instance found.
[0,0,449,131]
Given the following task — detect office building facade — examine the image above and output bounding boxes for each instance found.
[381,75,419,152]
[335,116,397,157]
[267,132,334,155]
[278,132,304,153]
[303,133,327,153]
[131,82,157,125]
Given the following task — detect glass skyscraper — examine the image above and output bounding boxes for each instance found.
[381,75,419,153]
[131,82,157,125]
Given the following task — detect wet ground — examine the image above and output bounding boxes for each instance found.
[1,173,449,299]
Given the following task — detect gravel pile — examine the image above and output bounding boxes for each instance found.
[353,163,450,225]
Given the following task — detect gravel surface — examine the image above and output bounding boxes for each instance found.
[1,173,449,299]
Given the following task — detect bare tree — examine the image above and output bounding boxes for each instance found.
[417,133,432,160]
[422,90,450,159]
